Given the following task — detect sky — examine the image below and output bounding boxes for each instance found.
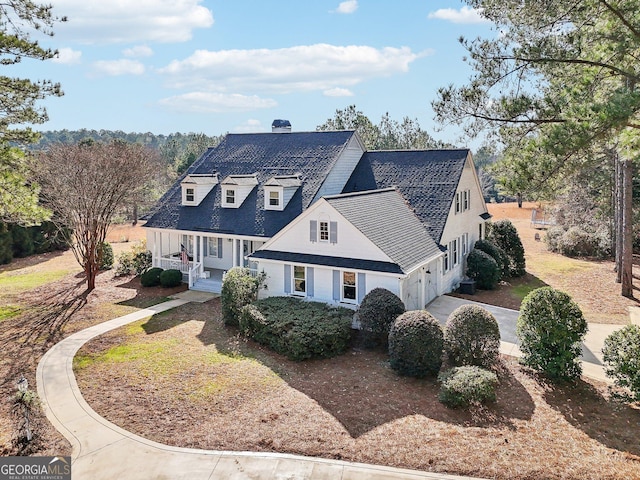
[12,0,497,149]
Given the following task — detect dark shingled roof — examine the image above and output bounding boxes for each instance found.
[342,149,470,244]
[325,188,441,273]
[144,131,356,237]
[249,250,403,274]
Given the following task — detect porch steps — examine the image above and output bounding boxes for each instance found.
[191,278,222,294]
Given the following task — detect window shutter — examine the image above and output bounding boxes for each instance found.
[310,220,317,242]
[217,238,223,258]
[330,221,338,244]
[203,238,208,257]
[284,265,291,293]
[332,270,340,300]
[307,267,314,298]
[357,272,366,303]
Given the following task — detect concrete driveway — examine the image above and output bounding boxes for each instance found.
[425,295,624,382]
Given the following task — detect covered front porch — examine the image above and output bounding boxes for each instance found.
[145,228,265,292]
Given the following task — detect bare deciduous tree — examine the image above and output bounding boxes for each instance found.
[33,141,157,291]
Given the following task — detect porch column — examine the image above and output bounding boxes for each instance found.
[232,238,238,268]
[199,235,204,274]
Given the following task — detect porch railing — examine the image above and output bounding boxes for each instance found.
[188,262,202,288]
[156,257,193,274]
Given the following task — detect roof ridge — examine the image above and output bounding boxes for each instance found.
[324,187,396,200]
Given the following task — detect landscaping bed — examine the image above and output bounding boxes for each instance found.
[74,299,640,480]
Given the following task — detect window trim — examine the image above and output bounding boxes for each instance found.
[225,188,236,204]
[319,221,329,242]
[341,270,357,303]
[293,265,306,296]
[269,190,280,206]
[185,187,195,203]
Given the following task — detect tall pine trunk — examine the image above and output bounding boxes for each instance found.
[621,157,634,298]
[615,152,623,283]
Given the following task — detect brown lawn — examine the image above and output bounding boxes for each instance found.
[2,209,640,479]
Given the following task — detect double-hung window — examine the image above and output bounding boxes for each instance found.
[319,221,329,241]
[293,266,306,294]
[269,191,279,207]
[342,271,356,301]
[185,188,195,203]
[226,189,236,204]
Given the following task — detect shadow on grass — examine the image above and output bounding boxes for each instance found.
[115,275,187,309]
[542,377,640,457]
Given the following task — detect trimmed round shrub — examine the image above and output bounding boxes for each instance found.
[98,241,114,270]
[159,269,182,287]
[221,267,262,326]
[489,219,526,277]
[466,249,501,290]
[358,288,405,348]
[474,239,509,278]
[438,366,499,408]
[516,287,587,380]
[389,310,443,377]
[444,304,501,368]
[140,267,163,287]
[602,325,640,402]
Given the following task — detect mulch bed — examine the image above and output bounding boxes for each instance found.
[74,299,640,480]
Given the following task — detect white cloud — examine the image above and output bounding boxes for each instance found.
[323,87,354,97]
[160,44,425,94]
[91,59,145,77]
[52,47,82,64]
[123,45,154,58]
[232,119,265,133]
[428,6,490,24]
[52,0,214,44]
[334,0,358,14]
[158,92,277,113]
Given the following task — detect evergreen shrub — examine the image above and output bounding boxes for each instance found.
[517,287,587,380]
[438,366,499,408]
[159,269,182,287]
[221,267,264,326]
[444,304,500,368]
[489,219,526,277]
[239,297,352,361]
[98,241,114,270]
[388,310,443,377]
[466,249,501,290]
[602,325,640,402]
[140,267,163,287]
[474,239,509,278]
[357,288,405,348]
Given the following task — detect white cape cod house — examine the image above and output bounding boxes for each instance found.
[143,123,490,310]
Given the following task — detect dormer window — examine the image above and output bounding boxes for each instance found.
[264,174,302,211]
[181,173,218,206]
[221,174,258,208]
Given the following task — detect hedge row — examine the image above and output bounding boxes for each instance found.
[239,297,353,361]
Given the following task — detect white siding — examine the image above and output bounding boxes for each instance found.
[256,259,402,308]
[439,153,491,294]
[313,136,365,202]
[263,200,392,264]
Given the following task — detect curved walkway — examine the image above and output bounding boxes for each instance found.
[37,293,484,480]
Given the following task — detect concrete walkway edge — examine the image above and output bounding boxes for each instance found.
[37,297,486,480]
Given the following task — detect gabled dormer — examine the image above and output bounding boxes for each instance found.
[221,174,258,208]
[263,175,302,211]
[181,173,218,206]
